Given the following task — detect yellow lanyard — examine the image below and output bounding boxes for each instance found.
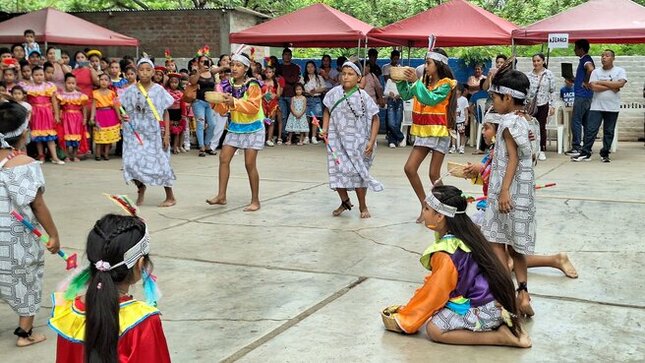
[137,82,162,122]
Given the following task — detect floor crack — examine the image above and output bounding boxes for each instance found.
[352,230,421,256]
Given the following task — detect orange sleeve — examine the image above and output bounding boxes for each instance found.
[214,101,228,115]
[395,252,458,334]
[231,83,262,115]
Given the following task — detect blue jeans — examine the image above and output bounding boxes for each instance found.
[386,99,404,144]
[581,110,618,157]
[279,96,292,140]
[192,99,216,149]
[306,96,323,118]
[571,97,592,149]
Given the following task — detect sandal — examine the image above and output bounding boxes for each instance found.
[206,149,217,155]
[198,151,206,157]
[332,198,353,216]
[95,156,101,161]
[14,327,46,347]
[516,282,535,318]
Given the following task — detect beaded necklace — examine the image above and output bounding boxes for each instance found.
[344,87,366,121]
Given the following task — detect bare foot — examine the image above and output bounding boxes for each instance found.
[16,332,46,347]
[556,252,578,278]
[497,324,532,348]
[136,185,146,206]
[360,207,371,219]
[517,291,535,318]
[507,255,514,271]
[159,199,176,208]
[243,202,261,212]
[415,209,424,223]
[206,196,227,205]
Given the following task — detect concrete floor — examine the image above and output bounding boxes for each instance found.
[1,141,644,362]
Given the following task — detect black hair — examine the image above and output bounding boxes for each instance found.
[456,83,465,92]
[0,101,28,147]
[604,49,616,57]
[303,60,320,85]
[179,68,188,74]
[424,48,456,128]
[73,51,87,61]
[101,57,109,64]
[23,29,35,36]
[84,214,151,363]
[233,53,254,78]
[45,46,56,56]
[20,60,30,70]
[98,73,110,82]
[336,56,347,67]
[293,82,304,93]
[31,65,43,73]
[217,54,230,67]
[479,78,486,89]
[0,81,5,88]
[368,48,378,56]
[64,73,76,81]
[282,47,292,55]
[431,186,522,337]
[574,39,590,53]
[321,54,332,68]
[43,61,54,70]
[11,44,24,53]
[0,47,10,55]
[3,67,16,75]
[491,66,530,106]
[532,53,545,62]
[390,50,401,58]
[496,54,508,62]
[61,50,69,58]
[11,85,25,95]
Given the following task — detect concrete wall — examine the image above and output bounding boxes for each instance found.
[515,56,644,141]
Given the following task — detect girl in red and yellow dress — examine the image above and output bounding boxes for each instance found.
[57,73,88,162]
[397,48,456,223]
[49,214,170,363]
[25,66,65,164]
[91,74,122,161]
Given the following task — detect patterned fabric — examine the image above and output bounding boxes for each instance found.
[223,128,265,150]
[397,78,456,137]
[285,97,308,132]
[261,81,279,119]
[481,114,536,255]
[322,86,383,192]
[413,135,450,154]
[526,69,556,107]
[120,83,175,187]
[430,300,503,332]
[94,109,121,144]
[0,161,46,316]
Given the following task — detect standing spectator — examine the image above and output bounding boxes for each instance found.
[188,55,217,157]
[45,47,71,92]
[384,75,404,148]
[11,44,25,61]
[303,61,325,144]
[565,39,595,156]
[381,50,401,82]
[560,77,575,107]
[319,54,338,92]
[366,49,382,78]
[466,63,486,94]
[572,50,626,163]
[526,53,555,161]
[276,48,301,143]
[469,78,489,155]
[360,62,385,111]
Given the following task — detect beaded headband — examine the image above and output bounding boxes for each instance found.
[425,193,466,218]
[95,224,150,271]
[0,118,28,148]
[489,85,526,99]
[137,58,154,68]
[426,51,448,65]
[342,61,362,77]
[231,54,251,68]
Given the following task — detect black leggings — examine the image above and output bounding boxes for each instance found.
[535,104,550,151]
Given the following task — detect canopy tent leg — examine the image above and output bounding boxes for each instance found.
[511,38,517,69]
[357,38,361,58]
[546,47,551,68]
[363,37,368,69]
[407,45,411,66]
[136,47,139,59]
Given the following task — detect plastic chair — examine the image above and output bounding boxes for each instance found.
[545,101,565,154]
[475,98,486,150]
[401,100,414,145]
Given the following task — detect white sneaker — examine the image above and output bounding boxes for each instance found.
[458,146,465,154]
[449,146,456,154]
[389,143,396,148]
[311,138,319,145]
[538,151,546,161]
[399,140,406,147]
[266,140,275,147]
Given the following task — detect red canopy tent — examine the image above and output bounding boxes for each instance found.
[229,3,391,48]
[0,7,139,47]
[512,0,645,45]
[368,0,518,47]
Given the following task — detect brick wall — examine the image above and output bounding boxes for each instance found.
[516,56,644,141]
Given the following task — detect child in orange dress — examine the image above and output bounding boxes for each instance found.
[57,74,88,162]
[91,74,122,160]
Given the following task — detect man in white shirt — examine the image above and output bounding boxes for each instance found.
[381,50,400,82]
[572,49,626,163]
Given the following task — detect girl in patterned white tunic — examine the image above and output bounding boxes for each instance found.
[207,53,264,212]
[322,62,382,218]
[120,58,176,208]
[0,101,60,347]
[480,67,536,318]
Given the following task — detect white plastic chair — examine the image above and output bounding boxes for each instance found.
[610,122,618,153]
[400,100,414,145]
[546,101,565,154]
[475,98,486,150]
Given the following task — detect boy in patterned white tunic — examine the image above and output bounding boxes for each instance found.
[0,101,60,347]
[322,62,383,218]
[480,67,536,318]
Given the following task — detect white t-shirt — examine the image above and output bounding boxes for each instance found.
[382,63,399,77]
[456,96,468,124]
[590,66,627,112]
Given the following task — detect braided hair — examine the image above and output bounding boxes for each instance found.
[431,186,522,337]
[84,214,151,363]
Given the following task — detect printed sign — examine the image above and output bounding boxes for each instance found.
[548,33,569,49]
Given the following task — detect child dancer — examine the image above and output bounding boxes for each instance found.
[91,74,122,161]
[285,83,308,145]
[49,214,170,362]
[57,73,88,162]
[207,53,264,212]
[262,64,281,147]
[322,62,383,218]
[165,73,186,154]
[381,186,531,348]
[0,101,60,347]
[25,66,65,164]
[481,66,537,317]
[397,48,456,223]
[120,58,176,207]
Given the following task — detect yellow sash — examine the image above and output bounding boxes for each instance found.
[137,82,162,122]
